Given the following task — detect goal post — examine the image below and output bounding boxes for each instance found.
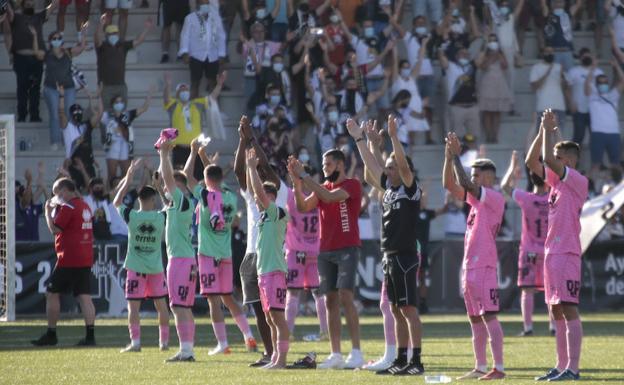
[0,114,15,321]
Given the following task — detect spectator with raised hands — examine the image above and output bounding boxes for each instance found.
[541,0,582,71]
[584,59,624,181]
[59,84,104,192]
[529,46,568,133]
[163,71,226,178]
[95,14,153,112]
[437,4,480,60]
[323,8,349,68]
[16,164,48,241]
[439,45,480,138]
[607,0,624,59]
[475,33,512,144]
[241,22,282,109]
[179,0,227,99]
[43,24,88,152]
[251,83,294,133]
[243,0,283,39]
[6,0,59,122]
[101,87,154,188]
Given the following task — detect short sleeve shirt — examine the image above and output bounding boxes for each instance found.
[96,40,134,85]
[285,189,320,254]
[317,178,362,252]
[513,189,549,254]
[165,187,195,258]
[193,185,237,259]
[256,201,289,275]
[529,62,566,111]
[589,88,621,134]
[403,31,434,76]
[463,187,505,269]
[565,66,603,113]
[544,167,588,256]
[118,205,166,274]
[53,198,94,267]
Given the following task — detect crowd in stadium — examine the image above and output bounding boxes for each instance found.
[3,0,624,381]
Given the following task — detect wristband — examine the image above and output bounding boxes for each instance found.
[355,137,365,143]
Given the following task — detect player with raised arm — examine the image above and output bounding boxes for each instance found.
[287,148,363,370]
[158,139,197,362]
[526,110,588,382]
[234,116,288,366]
[113,159,170,353]
[501,150,549,337]
[185,137,256,356]
[443,132,506,381]
[246,148,290,369]
[346,115,425,376]
[284,163,326,340]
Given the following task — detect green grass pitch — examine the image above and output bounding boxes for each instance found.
[1,313,622,384]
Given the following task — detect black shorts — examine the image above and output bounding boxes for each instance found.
[159,0,190,27]
[189,58,220,86]
[317,247,360,295]
[46,266,92,296]
[384,253,420,307]
[240,253,260,304]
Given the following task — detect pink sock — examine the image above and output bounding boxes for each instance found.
[565,318,583,373]
[470,321,488,370]
[233,314,253,339]
[159,324,169,346]
[212,321,228,345]
[313,293,328,334]
[129,322,140,343]
[277,340,289,354]
[485,318,505,371]
[521,290,534,331]
[285,292,300,333]
[380,283,396,346]
[555,319,568,371]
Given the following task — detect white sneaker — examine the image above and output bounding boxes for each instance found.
[120,344,141,353]
[208,344,231,355]
[362,356,394,371]
[164,351,195,362]
[344,351,365,369]
[317,353,345,369]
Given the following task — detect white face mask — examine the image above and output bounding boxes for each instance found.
[51,39,63,48]
[179,91,190,102]
[400,68,411,78]
[256,8,267,19]
[458,58,470,66]
[487,41,499,51]
[299,152,310,163]
[415,26,427,35]
[107,34,119,45]
[364,27,375,38]
[330,14,340,24]
[273,62,283,73]
[328,110,338,123]
[199,4,210,15]
[269,95,280,106]
[553,8,565,16]
[113,102,125,112]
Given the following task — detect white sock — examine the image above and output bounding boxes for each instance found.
[131,339,140,348]
[329,352,343,359]
[383,344,396,360]
[495,364,505,372]
[181,342,193,354]
[244,332,254,340]
[477,365,488,373]
[350,349,361,357]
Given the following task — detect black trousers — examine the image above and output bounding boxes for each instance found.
[13,54,43,121]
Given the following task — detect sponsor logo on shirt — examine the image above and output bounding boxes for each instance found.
[339,201,350,232]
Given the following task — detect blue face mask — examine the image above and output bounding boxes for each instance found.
[299,152,310,163]
[199,4,210,15]
[598,84,610,94]
[458,58,470,66]
[400,68,411,78]
[499,6,510,16]
[273,62,284,73]
[269,95,280,106]
[179,91,190,102]
[553,8,565,16]
[256,8,267,19]
[328,110,339,123]
[415,26,427,35]
[108,35,119,45]
[113,102,125,112]
[452,9,461,18]
[364,27,375,38]
[51,39,63,48]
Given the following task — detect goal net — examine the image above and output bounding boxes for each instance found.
[0,115,15,321]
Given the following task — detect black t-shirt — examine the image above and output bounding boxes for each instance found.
[380,174,421,254]
[245,14,274,37]
[96,40,133,85]
[415,209,436,256]
[11,10,47,53]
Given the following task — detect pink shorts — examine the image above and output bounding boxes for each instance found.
[198,255,233,295]
[258,271,287,313]
[517,251,545,289]
[286,250,320,289]
[125,269,168,300]
[462,267,500,316]
[544,253,581,305]
[167,258,198,308]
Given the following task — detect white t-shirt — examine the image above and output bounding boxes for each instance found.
[63,121,83,159]
[402,32,434,76]
[566,66,604,113]
[610,5,624,48]
[242,181,289,254]
[529,62,566,111]
[589,88,621,134]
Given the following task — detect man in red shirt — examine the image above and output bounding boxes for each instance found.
[288,149,363,369]
[31,178,96,346]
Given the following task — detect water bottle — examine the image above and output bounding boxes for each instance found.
[425,375,452,383]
